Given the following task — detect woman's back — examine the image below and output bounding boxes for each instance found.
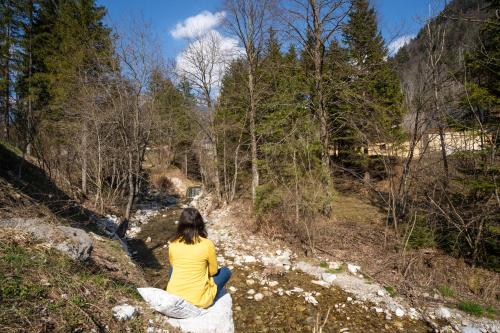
[167,237,218,308]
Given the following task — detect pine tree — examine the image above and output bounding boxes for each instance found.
[341,0,403,154]
[464,0,500,126]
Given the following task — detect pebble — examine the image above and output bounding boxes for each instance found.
[254,293,264,301]
[228,286,237,293]
[305,294,318,305]
[395,308,405,317]
[311,280,330,288]
[243,255,257,263]
[268,280,279,287]
[347,297,353,302]
[146,236,151,243]
[246,279,255,286]
[247,289,256,295]
[377,290,385,297]
[329,261,341,270]
[347,263,361,274]
[112,304,137,321]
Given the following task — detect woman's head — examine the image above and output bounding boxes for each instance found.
[172,207,207,244]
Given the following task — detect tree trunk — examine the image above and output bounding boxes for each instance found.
[81,123,88,194]
[248,64,259,205]
[312,0,329,170]
[125,151,135,221]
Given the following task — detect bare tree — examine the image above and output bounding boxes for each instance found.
[176,31,233,200]
[116,20,161,220]
[224,0,276,204]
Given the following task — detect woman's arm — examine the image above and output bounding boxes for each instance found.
[207,240,218,276]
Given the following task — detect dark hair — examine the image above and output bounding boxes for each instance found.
[172,208,207,244]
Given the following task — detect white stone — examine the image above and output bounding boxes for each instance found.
[247,289,255,295]
[167,293,235,333]
[254,293,264,301]
[112,304,137,321]
[246,279,255,286]
[460,326,482,333]
[228,286,237,293]
[146,236,152,243]
[329,262,341,270]
[347,263,361,274]
[377,290,385,297]
[268,281,279,288]
[291,287,304,293]
[347,297,353,302]
[374,307,384,313]
[395,308,405,317]
[311,280,330,288]
[321,272,337,284]
[436,307,452,319]
[243,255,256,263]
[305,294,318,305]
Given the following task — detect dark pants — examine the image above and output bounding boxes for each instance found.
[167,266,232,305]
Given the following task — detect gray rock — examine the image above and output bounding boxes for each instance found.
[436,307,452,319]
[460,326,482,333]
[1,218,93,261]
[321,272,337,284]
[295,261,324,279]
[167,293,234,333]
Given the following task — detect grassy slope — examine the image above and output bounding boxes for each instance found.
[0,142,164,332]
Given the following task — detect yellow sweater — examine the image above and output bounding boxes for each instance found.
[166,237,218,308]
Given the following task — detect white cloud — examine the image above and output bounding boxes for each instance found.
[175,30,243,100]
[170,11,226,39]
[388,34,415,56]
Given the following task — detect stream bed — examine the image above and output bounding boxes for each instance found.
[125,198,431,333]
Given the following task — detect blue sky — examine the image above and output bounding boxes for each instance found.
[97,0,444,60]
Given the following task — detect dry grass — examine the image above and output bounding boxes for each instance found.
[226,191,499,318]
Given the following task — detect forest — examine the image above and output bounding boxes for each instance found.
[0,0,499,330]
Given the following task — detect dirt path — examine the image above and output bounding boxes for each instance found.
[126,201,431,333]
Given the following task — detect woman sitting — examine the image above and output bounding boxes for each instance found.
[166,207,231,308]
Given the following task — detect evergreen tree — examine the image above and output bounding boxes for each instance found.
[341,0,403,154]
[463,0,500,126]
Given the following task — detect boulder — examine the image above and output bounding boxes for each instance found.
[167,293,234,333]
[0,218,92,261]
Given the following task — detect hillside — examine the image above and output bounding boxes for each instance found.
[393,0,490,79]
[0,143,161,332]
